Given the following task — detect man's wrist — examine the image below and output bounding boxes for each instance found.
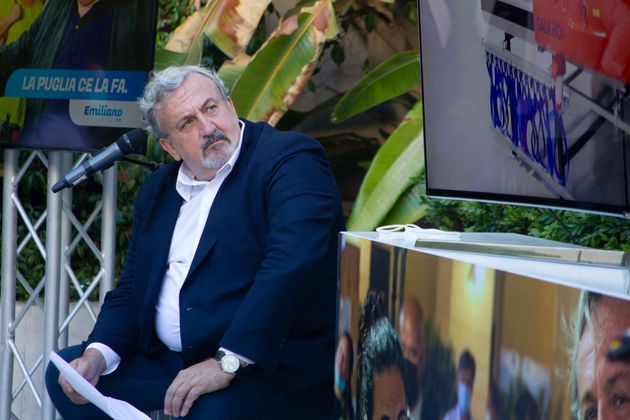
[83,348,107,376]
[215,350,246,374]
[85,342,121,375]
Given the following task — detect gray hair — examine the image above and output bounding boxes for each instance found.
[568,291,601,420]
[138,65,228,139]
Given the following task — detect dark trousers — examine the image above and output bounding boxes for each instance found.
[45,345,308,419]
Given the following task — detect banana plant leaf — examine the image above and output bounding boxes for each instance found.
[202,0,271,59]
[218,54,252,91]
[347,100,424,231]
[380,179,427,226]
[154,49,187,71]
[331,50,420,123]
[157,11,206,68]
[228,0,338,125]
[159,0,269,68]
[154,39,203,71]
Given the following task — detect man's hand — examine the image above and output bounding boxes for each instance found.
[164,358,234,417]
[58,348,107,405]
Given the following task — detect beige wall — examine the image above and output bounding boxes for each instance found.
[498,273,580,419]
[404,251,438,320]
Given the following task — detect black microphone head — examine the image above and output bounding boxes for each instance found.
[116,128,148,156]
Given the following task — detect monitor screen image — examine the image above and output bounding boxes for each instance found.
[419,0,630,216]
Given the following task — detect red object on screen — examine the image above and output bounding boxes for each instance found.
[534,0,630,83]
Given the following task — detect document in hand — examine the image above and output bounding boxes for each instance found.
[49,352,150,420]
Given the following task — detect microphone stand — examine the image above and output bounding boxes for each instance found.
[121,156,161,172]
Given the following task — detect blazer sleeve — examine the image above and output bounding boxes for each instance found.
[218,136,343,370]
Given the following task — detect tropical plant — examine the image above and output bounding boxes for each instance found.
[156,0,338,126]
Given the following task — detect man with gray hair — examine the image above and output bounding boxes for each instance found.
[45,65,345,418]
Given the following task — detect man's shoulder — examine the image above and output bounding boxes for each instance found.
[243,120,322,154]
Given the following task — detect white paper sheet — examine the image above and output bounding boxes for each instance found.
[49,351,150,420]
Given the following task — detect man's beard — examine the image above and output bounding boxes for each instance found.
[200,130,236,169]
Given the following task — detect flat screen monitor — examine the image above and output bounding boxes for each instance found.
[419,0,630,216]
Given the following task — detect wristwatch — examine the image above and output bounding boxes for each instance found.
[215,350,242,374]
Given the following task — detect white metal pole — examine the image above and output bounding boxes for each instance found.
[100,165,118,303]
[42,151,63,420]
[0,149,19,418]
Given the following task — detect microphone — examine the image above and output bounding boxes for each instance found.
[52,128,148,193]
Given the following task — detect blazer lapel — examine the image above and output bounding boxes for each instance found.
[186,121,255,278]
[186,172,233,277]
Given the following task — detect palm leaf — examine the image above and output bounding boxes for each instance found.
[229,0,338,124]
[161,0,269,67]
[380,180,428,226]
[347,101,424,230]
[154,49,187,71]
[218,54,252,91]
[154,10,206,71]
[331,50,420,123]
[202,0,271,59]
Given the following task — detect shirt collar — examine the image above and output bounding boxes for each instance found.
[175,120,245,201]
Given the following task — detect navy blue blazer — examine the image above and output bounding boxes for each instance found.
[87,120,345,410]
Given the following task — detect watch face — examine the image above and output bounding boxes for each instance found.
[221,354,240,374]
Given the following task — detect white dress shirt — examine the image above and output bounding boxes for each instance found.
[89,121,251,373]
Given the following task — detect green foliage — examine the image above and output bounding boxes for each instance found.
[331,50,420,123]
[155,0,197,49]
[347,101,424,230]
[420,198,630,251]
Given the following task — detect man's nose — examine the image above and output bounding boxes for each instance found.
[198,114,216,134]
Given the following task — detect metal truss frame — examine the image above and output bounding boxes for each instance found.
[0,149,118,419]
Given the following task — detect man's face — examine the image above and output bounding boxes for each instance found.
[400,307,426,385]
[459,367,474,391]
[157,73,241,181]
[401,317,424,368]
[576,296,630,419]
[399,301,426,409]
[372,366,408,420]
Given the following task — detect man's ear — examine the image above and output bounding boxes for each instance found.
[159,138,180,161]
[226,96,237,115]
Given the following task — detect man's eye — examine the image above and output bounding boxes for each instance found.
[613,393,630,407]
[583,406,597,420]
[205,104,216,113]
